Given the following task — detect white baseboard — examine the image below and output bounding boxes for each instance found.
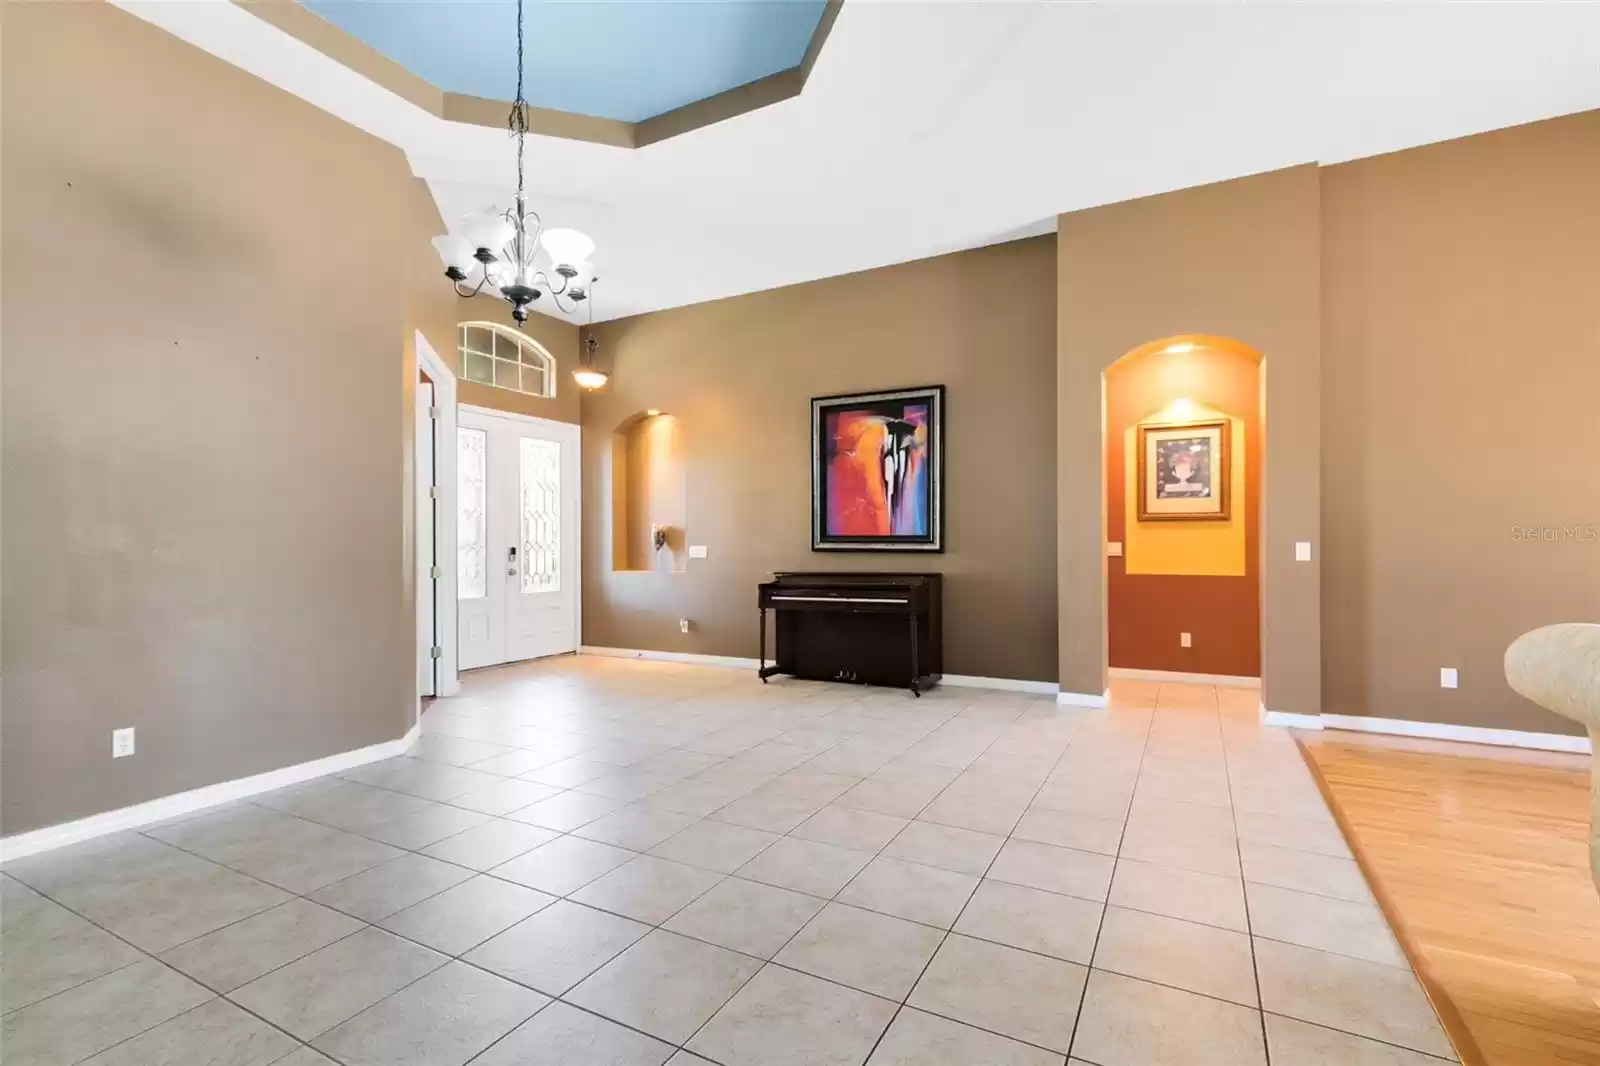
[0,722,421,863]
[579,645,761,670]
[1057,689,1110,709]
[579,646,1058,696]
[941,674,1057,695]
[1261,709,1325,730]
[1260,707,1591,754]
[1110,667,1260,689]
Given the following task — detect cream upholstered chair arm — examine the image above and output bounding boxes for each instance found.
[1505,623,1600,730]
[1505,622,1600,893]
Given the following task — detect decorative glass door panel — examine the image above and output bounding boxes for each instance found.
[520,438,561,594]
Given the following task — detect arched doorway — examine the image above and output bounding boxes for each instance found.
[1104,336,1264,690]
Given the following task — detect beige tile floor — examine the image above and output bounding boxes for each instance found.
[0,658,1459,1066]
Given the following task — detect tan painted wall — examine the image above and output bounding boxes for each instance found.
[580,237,1060,682]
[1321,113,1600,736]
[1058,167,1322,709]
[0,2,428,833]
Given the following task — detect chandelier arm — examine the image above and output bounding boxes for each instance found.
[528,270,568,297]
[453,274,490,299]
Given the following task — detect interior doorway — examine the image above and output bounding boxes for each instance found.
[1103,336,1264,685]
[457,405,581,671]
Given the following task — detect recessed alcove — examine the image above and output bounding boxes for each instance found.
[611,411,687,573]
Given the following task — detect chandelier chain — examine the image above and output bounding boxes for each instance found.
[509,0,527,201]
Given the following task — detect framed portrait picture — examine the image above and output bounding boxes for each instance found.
[1137,419,1230,522]
[812,385,944,551]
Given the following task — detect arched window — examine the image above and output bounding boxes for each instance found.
[457,322,556,399]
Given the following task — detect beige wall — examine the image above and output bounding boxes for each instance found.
[0,2,428,833]
[1321,113,1600,736]
[1057,167,1323,710]
[581,237,1060,682]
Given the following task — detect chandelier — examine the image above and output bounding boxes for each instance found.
[431,0,595,329]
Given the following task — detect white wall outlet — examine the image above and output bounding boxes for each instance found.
[112,727,136,758]
[1294,541,1313,562]
[1180,632,1193,648]
[689,545,708,559]
[679,618,691,634]
[1106,542,1123,557]
[1440,667,1458,689]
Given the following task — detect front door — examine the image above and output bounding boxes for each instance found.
[456,407,579,671]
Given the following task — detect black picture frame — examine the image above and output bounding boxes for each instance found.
[811,385,945,552]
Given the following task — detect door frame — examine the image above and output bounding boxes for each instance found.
[416,331,460,700]
[458,403,583,663]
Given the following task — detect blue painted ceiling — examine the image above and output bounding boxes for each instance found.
[300,0,828,123]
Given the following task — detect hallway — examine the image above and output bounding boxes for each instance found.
[2,660,1455,1065]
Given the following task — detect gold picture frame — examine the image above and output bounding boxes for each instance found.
[1137,419,1231,522]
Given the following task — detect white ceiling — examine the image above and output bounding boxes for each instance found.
[121,1,1600,324]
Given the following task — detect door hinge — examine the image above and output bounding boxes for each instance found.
[428,405,440,419]
[429,565,441,580]
[429,485,439,500]
[429,646,442,660]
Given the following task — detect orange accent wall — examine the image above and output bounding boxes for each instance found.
[1106,340,1261,676]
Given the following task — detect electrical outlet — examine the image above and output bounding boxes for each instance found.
[679,618,691,634]
[1440,667,1458,689]
[689,545,708,559]
[112,727,136,758]
[1180,632,1193,648]
[1106,542,1123,557]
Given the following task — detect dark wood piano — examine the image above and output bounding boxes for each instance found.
[757,572,943,695]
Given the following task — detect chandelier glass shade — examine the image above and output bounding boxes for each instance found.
[432,0,595,327]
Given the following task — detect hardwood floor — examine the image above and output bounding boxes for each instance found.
[1299,730,1600,1066]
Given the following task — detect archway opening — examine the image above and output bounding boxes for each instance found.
[1104,334,1264,686]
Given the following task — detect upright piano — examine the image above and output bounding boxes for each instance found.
[757,572,943,695]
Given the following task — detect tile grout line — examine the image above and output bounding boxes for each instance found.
[849,697,1096,1065]
[1064,690,1155,1065]
[1217,690,1274,1066]
[668,688,1004,1062]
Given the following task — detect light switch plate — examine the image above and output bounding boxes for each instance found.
[1106,542,1123,557]
[112,728,136,758]
[689,545,708,559]
[1294,541,1313,562]
[1440,667,1458,689]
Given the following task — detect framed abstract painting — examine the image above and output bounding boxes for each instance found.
[812,385,944,552]
[1137,418,1231,521]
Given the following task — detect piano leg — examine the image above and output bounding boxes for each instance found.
[758,607,767,683]
[908,613,922,697]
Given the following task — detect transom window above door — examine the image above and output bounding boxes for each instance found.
[458,322,556,399]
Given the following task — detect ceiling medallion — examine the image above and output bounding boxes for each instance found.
[431,0,599,344]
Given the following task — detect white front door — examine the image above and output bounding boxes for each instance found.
[457,406,580,671]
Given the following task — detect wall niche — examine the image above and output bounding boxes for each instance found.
[611,412,687,573]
